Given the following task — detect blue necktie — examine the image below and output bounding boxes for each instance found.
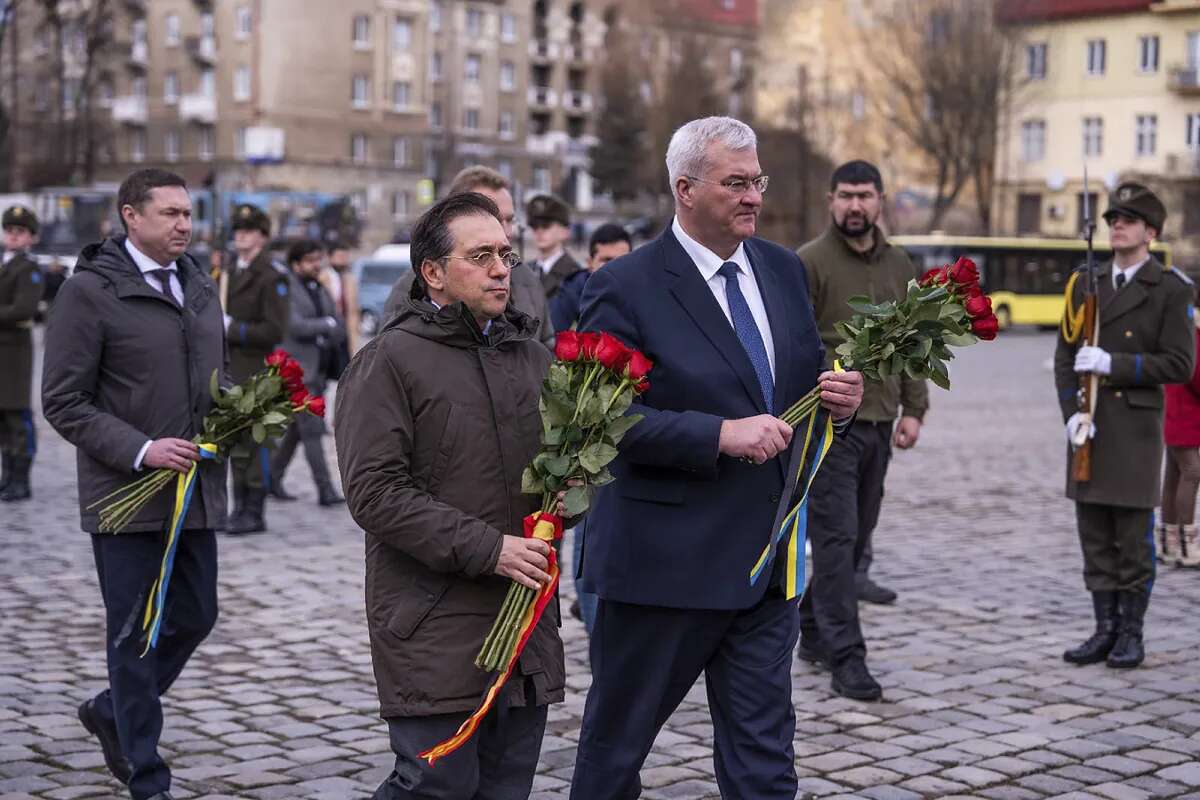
[718,261,774,412]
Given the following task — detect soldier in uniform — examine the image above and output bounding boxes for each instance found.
[0,205,42,502]
[526,194,583,302]
[1055,182,1195,669]
[225,203,290,534]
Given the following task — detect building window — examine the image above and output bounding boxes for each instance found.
[1135,114,1157,156]
[1026,42,1047,80]
[393,17,412,51]
[730,47,743,76]
[465,54,481,83]
[1138,35,1159,73]
[165,14,181,46]
[133,75,147,99]
[201,69,215,98]
[234,65,251,101]
[353,15,371,48]
[199,127,214,161]
[352,74,371,108]
[393,136,410,167]
[430,2,442,32]
[236,6,252,39]
[1021,119,1045,162]
[430,101,442,129]
[235,126,247,158]
[431,52,443,81]
[1082,116,1103,156]
[392,81,410,110]
[463,107,480,131]
[497,159,512,181]
[201,12,214,37]
[466,8,483,37]
[392,190,410,218]
[165,130,180,163]
[1086,39,1105,76]
[351,133,368,163]
[164,71,179,104]
[500,61,515,91]
[499,110,514,138]
[131,129,146,163]
[533,165,550,191]
[1188,113,1200,150]
[1016,193,1042,234]
[500,13,516,42]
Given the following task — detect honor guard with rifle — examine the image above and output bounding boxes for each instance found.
[1054,181,1194,669]
[225,203,290,534]
[0,205,42,502]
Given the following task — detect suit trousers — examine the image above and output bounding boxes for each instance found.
[270,407,333,491]
[372,680,548,800]
[0,408,36,457]
[569,592,800,800]
[90,530,218,800]
[231,444,272,493]
[1075,502,1156,593]
[798,420,892,664]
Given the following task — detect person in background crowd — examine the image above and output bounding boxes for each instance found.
[549,223,633,335]
[321,242,360,355]
[37,256,68,321]
[269,240,345,506]
[527,194,583,303]
[224,203,290,535]
[1160,285,1200,568]
[0,204,42,502]
[1055,182,1194,670]
[42,168,225,800]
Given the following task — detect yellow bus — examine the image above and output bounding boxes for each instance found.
[891,235,1173,329]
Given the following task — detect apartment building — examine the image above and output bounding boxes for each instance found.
[995,0,1200,270]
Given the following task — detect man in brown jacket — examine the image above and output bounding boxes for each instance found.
[0,205,42,501]
[335,192,564,800]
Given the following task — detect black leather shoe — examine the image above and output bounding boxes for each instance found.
[227,489,267,534]
[831,658,883,701]
[1107,589,1148,669]
[317,485,345,506]
[856,578,898,605]
[569,600,583,621]
[268,483,298,501]
[1064,591,1119,665]
[145,793,175,800]
[796,638,829,670]
[78,699,131,784]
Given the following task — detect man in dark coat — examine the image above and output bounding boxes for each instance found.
[527,193,583,302]
[336,192,564,800]
[269,240,345,506]
[42,169,226,800]
[0,204,42,501]
[1055,182,1195,670]
[224,203,289,534]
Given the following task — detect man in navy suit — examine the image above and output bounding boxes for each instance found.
[570,117,864,800]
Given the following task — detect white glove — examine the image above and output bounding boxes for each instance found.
[324,316,338,328]
[1066,412,1095,446]
[1074,346,1111,375]
[223,313,233,331]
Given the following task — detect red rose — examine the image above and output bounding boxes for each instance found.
[948,257,980,289]
[579,332,602,360]
[307,396,326,418]
[595,333,631,373]
[266,349,289,368]
[918,267,948,287]
[554,330,582,362]
[633,377,651,394]
[280,360,305,391]
[964,294,992,320]
[965,284,984,299]
[625,350,653,382]
[290,389,310,408]
[971,315,999,341]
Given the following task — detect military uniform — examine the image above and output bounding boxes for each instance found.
[225,204,290,532]
[526,194,583,301]
[1054,183,1195,669]
[0,206,42,502]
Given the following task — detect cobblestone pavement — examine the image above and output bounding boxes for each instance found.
[2,330,1199,800]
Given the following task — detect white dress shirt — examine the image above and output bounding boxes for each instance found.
[2,250,17,266]
[671,216,776,378]
[538,249,565,275]
[1113,257,1148,290]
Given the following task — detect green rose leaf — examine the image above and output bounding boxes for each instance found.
[589,467,615,487]
[547,362,572,394]
[543,454,571,477]
[521,466,545,495]
[562,485,589,517]
[942,332,977,347]
[579,442,619,473]
[251,422,266,444]
[606,413,641,443]
[209,369,221,403]
[261,411,288,426]
[542,426,564,447]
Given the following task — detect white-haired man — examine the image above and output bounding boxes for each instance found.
[570,117,863,799]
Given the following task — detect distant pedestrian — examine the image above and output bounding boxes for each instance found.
[0,204,42,502]
[321,242,360,355]
[1160,287,1200,568]
[527,194,583,302]
[549,222,632,334]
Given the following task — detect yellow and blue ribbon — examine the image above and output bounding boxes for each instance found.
[140,443,218,657]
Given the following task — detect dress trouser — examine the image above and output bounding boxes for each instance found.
[1074,502,1156,592]
[90,530,219,800]
[231,445,271,493]
[270,405,333,490]
[798,420,892,663]
[0,408,36,457]
[569,592,799,800]
[372,678,547,800]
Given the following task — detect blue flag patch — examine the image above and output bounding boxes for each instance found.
[276,283,288,296]
[30,271,40,284]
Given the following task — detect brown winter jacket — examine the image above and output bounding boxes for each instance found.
[335,283,564,718]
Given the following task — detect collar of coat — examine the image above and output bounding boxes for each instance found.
[386,278,540,349]
[822,224,892,262]
[76,236,214,312]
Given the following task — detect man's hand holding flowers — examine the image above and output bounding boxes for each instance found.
[816,369,864,420]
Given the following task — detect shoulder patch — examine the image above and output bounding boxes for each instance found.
[30,271,40,284]
[276,282,288,296]
[1168,266,1194,285]
[271,260,289,276]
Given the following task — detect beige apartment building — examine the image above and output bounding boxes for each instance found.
[995,0,1200,271]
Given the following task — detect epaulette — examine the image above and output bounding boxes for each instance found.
[1167,266,1194,285]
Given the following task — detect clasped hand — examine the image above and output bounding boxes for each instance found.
[1074,345,1112,376]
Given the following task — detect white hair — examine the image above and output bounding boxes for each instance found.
[665,116,757,192]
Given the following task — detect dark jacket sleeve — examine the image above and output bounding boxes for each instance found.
[41,279,150,472]
[578,266,722,471]
[335,341,503,577]
[548,270,585,333]
[230,273,289,349]
[1108,281,1196,388]
[0,261,41,326]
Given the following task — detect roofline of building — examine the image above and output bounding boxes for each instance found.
[996,0,1152,23]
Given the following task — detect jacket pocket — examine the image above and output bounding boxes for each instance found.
[385,577,452,639]
[618,473,687,505]
[426,404,460,495]
[1124,387,1163,410]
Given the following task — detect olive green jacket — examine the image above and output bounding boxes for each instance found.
[798,226,929,423]
[226,249,290,382]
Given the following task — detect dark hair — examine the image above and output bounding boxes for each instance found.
[830,160,883,193]
[447,165,511,197]
[288,239,323,266]
[327,242,350,255]
[589,223,632,258]
[410,192,501,290]
[117,168,188,232]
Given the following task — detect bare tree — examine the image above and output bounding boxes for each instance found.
[590,25,649,202]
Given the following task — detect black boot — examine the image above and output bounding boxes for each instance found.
[830,656,882,701]
[317,481,345,506]
[0,452,11,493]
[269,480,298,501]
[231,482,246,520]
[1063,591,1119,664]
[1107,589,1148,669]
[0,456,31,502]
[227,488,267,534]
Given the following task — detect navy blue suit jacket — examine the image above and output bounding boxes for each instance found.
[577,227,824,610]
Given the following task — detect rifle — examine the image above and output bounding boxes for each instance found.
[1070,166,1099,482]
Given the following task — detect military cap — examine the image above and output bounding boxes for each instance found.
[2,205,39,234]
[231,203,271,236]
[1103,182,1166,234]
[526,194,571,227]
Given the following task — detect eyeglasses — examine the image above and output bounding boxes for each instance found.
[685,174,770,195]
[444,249,522,270]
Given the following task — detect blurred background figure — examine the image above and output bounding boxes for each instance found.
[527,194,583,304]
[550,223,632,335]
[0,204,42,502]
[1161,286,1200,568]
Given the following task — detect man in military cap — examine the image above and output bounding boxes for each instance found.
[527,194,583,301]
[225,203,290,534]
[1055,181,1195,669]
[0,205,42,501]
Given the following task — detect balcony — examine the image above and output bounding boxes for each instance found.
[528,40,558,62]
[128,40,148,68]
[244,126,285,163]
[179,93,216,124]
[1166,151,1200,176]
[528,86,557,109]
[566,43,588,63]
[526,134,558,157]
[1169,63,1200,93]
[124,0,147,13]
[563,90,593,113]
[111,95,148,125]
[187,35,216,65]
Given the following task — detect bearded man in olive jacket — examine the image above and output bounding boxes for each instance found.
[335,192,563,800]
